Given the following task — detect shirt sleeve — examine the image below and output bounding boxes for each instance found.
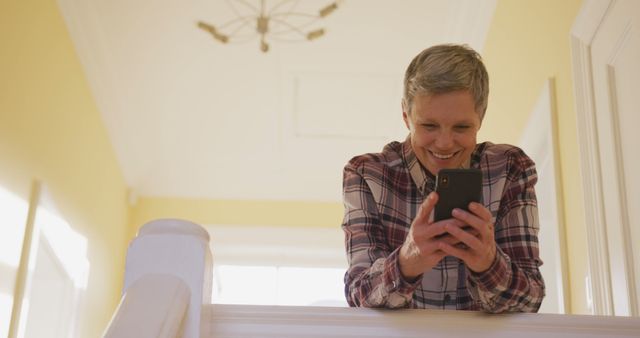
[341,162,421,308]
[466,151,546,313]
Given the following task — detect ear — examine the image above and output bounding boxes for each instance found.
[401,99,411,130]
[472,110,483,130]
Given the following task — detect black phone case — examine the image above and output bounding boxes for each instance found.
[434,168,482,222]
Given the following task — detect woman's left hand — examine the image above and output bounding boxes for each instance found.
[436,202,496,273]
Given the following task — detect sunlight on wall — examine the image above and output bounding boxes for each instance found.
[0,182,91,338]
[0,185,29,338]
[0,294,13,338]
[34,205,90,289]
[15,187,91,338]
[0,186,28,267]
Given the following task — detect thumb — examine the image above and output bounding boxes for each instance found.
[417,192,438,223]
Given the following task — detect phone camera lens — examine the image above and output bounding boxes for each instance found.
[440,175,449,187]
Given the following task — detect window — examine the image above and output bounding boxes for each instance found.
[207,224,348,307]
[213,265,347,306]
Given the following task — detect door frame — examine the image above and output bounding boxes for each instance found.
[571,0,638,316]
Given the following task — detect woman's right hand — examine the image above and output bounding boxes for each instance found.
[398,192,468,280]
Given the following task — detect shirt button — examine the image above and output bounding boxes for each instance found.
[444,294,452,303]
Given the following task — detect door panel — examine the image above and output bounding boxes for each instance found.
[575,0,640,316]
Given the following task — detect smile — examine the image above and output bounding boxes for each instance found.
[430,151,458,160]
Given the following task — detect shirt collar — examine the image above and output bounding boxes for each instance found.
[401,136,434,196]
[401,137,486,196]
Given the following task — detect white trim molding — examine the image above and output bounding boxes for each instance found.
[202,304,640,337]
[518,78,570,314]
[571,0,640,316]
[570,0,614,314]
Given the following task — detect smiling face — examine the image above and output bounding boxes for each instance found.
[403,90,481,176]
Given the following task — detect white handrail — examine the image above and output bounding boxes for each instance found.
[106,219,640,338]
[103,274,190,338]
[103,219,213,338]
[202,303,640,338]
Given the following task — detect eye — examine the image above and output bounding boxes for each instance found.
[454,124,471,131]
[421,123,438,131]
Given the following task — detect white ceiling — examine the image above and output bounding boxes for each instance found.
[57,0,496,202]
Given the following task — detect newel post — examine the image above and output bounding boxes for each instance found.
[120,219,213,337]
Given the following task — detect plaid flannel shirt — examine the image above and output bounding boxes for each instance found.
[341,138,545,312]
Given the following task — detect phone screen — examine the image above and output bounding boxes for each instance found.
[434,168,482,222]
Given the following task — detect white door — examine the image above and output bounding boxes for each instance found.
[572,0,640,316]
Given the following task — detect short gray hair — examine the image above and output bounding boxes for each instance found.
[403,44,489,120]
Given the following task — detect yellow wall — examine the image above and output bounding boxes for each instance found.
[481,0,587,314]
[0,0,130,336]
[130,197,343,237]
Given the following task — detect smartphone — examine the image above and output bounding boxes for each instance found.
[434,168,482,222]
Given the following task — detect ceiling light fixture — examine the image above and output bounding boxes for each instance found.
[197,0,343,53]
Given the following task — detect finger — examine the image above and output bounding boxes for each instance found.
[437,241,472,262]
[463,227,480,237]
[450,210,493,248]
[440,241,496,273]
[451,208,489,234]
[416,192,438,225]
[445,223,481,238]
[469,202,492,222]
[433,233,468,246]
[423,218,465,240]
[444,221,482,249]
[427,193,438,224]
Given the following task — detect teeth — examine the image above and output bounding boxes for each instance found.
[432,152,455,160]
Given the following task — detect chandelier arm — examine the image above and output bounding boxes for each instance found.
[268,17,309,37]
[224,35,260,44]
[271,12,321,30]
[271,12,321,21]
[268,37,316,42]
[227,0,259,15]
[218,15,256,33]
[226,24,255,38]
[267,0,301,16]
[202,0,337,50]
[269,15,321,34]
[271,11,318,28]
[271,12,319,19]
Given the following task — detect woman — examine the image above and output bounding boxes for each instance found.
[341,44,545,312]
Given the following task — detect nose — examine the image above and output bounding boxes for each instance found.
[434,130,454,149]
